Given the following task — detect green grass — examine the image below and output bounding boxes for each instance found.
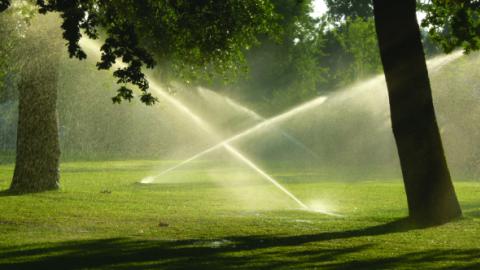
[0,160,479,269]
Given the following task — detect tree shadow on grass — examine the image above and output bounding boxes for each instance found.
[0,188,60,196]
[0,219,478,270]
[0,189,16,197]
[0,189,39,197]
[464,208,480,218]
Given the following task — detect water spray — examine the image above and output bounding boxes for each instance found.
[76,39,319,213]
[143,96,328,182]
[140,93,333,214]
[143,81,327,213]
[78,37,462,217]
[198,87,321,159]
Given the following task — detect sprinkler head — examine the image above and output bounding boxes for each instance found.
[300,205,344,217]
[139,176,156,184]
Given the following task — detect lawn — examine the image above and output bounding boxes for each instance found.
[0,160,479,269]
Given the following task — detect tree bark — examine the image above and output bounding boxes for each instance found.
[9,14,62,193]
[372,0,462,225]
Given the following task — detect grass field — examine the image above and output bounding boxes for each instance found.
[0,160,479,269]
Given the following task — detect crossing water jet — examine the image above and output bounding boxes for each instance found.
[150,50,463,188]
[144,82,328,213]
[144,96,328,180]
[78,38,322,213]
[197,87,321,159]
[78,37,462,216]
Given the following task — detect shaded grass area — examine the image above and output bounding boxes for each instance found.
[1,232,479,270]
[0,160,479,269]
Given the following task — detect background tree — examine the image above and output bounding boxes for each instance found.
[421,0,480,53]
[320,0,442,92]
[318,17,382,91]
[10,13,63,193]
[0,0,279,193]
[325,0,372,22]
[33,0,278,104]
[208,0,325,116]
[372,0,462,225]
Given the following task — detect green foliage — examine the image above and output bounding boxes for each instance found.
[316,1,382,92]
[337,18,382,78]
[318,17,382,91]
[324,1,479,56]
[322,0,464,58]
[325,0,373,21]
[1,0,279,105]
[54,53,217,160]
[422,0,480,53]
[421,28,443,56]
[210,0,325,115]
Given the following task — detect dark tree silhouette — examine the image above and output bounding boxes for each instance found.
[372,0,462,225]
[0,0,9,12]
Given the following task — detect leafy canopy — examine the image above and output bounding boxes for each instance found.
[421,0,480,53]
[0,0,278,104]
[221,0,325,115]
[325,0,373,21]
[325,0,480,54]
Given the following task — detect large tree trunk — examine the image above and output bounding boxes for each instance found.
[372,0,462,225]
[9,14,62,193]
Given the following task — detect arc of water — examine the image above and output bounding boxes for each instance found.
[198,87,321,159]
[146,50,463,185]
[79,37,460,216]
[78,38,317,212]
[144,96,328,180]
[146,80,327,212]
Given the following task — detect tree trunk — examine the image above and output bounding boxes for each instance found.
[372,0,462,225]
[9,14,62,193]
